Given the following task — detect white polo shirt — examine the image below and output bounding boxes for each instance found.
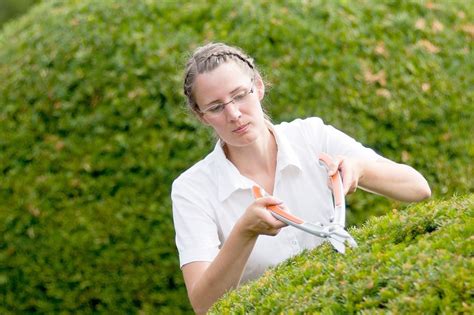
[171,117,380,283]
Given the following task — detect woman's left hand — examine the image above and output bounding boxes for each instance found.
[326,155,362,195]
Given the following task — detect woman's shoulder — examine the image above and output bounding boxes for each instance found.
[273,116,331,154]
[274,116,327,140]
[275,116,325,131]
[172,150,216,193]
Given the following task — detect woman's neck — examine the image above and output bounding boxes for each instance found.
[224,127,278,193]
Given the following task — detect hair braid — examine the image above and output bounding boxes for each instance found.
[206,51,255,71]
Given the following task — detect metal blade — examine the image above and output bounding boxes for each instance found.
[329,238,346,254]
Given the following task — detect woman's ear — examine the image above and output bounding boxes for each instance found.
[255,73,265,101]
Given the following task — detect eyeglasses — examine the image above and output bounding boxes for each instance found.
[198,79,254,116]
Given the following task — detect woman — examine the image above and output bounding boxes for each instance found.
[172,42,431,313]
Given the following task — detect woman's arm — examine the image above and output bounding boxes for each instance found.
[328,156,431,202]
[182,196,287,314]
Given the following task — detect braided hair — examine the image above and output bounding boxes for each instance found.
[183,43,260,115]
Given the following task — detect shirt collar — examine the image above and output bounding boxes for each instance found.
[212,121,303,202]
[269,122,303,174]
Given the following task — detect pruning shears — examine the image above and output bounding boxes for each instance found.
[252,152,357,254]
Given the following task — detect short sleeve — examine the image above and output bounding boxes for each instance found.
[171,176,220,268]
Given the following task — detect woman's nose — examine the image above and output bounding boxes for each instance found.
[225,101,242,121]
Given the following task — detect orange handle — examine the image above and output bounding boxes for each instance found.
[318,153,343,207]
[252,186,304,224]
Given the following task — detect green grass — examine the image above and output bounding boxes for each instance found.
[211,194,474,313]
[0,0,472,313]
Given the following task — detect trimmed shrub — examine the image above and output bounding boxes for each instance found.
[0,0,472,313]
[211,194,474,313]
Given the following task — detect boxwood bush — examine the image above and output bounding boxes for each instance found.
[211,194,474,313]
[0,0,472,313]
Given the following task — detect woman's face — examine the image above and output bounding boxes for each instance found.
[193,61,266,148]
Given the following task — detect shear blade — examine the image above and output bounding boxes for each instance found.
[329,238,346,254]
[347,236,358,248]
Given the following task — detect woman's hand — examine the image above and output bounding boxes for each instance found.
[326,155,362,195]
[236,196,288,238]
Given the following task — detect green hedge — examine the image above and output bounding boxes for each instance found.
[211,194,474,313]
[0,0,472,313]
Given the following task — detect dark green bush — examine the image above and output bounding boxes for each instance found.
[0,0,472,313]
[211,194,474,313]
[0,0,40,29]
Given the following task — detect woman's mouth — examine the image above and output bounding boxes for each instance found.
[233,123,250,134]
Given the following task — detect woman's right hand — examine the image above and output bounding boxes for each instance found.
[236,196,288,238]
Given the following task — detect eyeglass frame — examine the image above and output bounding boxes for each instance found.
[197,77,255,116]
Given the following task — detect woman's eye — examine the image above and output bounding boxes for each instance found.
[210,105,224,113]
[234,92,246,101]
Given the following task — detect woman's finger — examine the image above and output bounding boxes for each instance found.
[338,157,359,195]
[328,157,342,176]
[338,160,351,194]
[254,196,283,207]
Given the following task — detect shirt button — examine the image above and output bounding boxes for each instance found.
[291,240,298,246]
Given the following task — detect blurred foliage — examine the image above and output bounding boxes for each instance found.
[212,194,474,313]
[0,0,41,29]
[0,0,472,313]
